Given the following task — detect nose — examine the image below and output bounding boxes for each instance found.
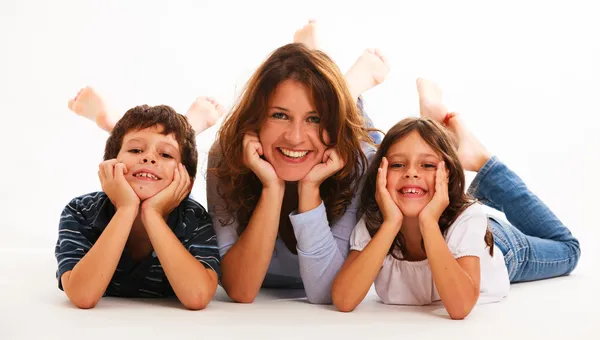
[140,151,157,165]
[404,164,420,179]
[284,120,305,144]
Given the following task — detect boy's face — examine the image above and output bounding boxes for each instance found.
[116,125,181,201]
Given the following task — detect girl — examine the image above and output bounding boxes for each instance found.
[331,80,580,318]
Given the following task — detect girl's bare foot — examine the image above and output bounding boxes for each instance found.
[416,78,447,123]
[185,97,227,135]
[293,20,320,50]
[446,115,492,172]
[68,87,117,132]
[345,48,390,101]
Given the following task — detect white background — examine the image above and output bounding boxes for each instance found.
[0,0,598,269]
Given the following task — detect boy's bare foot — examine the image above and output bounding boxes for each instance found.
[345,48,390,101]
[68,87,116,132]
[416,78,447,123]
[185,97,227,135]
[293,20,320,50]
[446,115,492,172]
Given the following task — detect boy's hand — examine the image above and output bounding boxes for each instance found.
[98,159,140,210]
[141,163,191,218]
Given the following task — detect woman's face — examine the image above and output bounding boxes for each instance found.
[258,79,330,182]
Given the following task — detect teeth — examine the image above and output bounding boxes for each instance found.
[402,188,423,194]
[135,172,158,180]
[279,148,309,158]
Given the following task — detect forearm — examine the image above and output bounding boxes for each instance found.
[298,183,321,213]
[332,222,398,311]
[220,187,284,302]
[142,210,218,310]
[62,207,137,308]
[420,219,479,319]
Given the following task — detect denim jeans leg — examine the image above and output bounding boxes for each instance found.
[468,157,581,281]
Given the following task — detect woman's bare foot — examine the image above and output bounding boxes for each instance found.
[446,115,492,172]
[416,78,447,123]
[185,97,227,135]
[293,20,320,50]
[345,48,390,101]
[68,87,117,132]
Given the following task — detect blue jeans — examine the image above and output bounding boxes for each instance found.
[467,156,581,283]
[357,96,382,144]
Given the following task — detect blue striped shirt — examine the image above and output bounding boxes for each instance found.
[55,191,221,298]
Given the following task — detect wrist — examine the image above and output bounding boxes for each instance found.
[298,183,321,213]
[116,204,139,215]
[418,216,439,230]
[381,219,402,233]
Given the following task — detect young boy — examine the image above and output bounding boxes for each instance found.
[55,104,220,310]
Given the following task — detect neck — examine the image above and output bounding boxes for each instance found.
[131,208,145,235]
[401,216,421,240]
[400,216,426,260]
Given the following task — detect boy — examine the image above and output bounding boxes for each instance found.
[55,104,220,310]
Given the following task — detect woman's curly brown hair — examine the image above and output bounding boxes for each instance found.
[211,43,374,235]
[360,117,494,260]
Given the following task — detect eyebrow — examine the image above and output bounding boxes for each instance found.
[387,152,439,159]
[124,137,179,150]
[271,106,318,115]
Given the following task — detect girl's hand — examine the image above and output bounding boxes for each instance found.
[419,161,449,225]
[375,157,403,230]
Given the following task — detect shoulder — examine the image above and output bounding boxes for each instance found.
[179,197,210,221]
[444,203,488,243]
[63,192,110,221]
[360,141,377,161]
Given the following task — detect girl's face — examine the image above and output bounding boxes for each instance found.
[384,131,442,217]
[258,79,330,182]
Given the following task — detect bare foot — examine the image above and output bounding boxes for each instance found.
[185,97,227,135]
[293,20,320,50]
[416,78,447,123]
[68,87,116,132]
[447,115,492,172]
[345,48,390,101]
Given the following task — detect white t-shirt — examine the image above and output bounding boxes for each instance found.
[350,203,510,306]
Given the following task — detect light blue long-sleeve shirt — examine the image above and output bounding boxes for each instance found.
[206,142,376,304]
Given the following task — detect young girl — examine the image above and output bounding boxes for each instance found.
[331,81,580,319]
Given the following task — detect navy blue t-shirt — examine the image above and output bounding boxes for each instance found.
[55,192,221,298]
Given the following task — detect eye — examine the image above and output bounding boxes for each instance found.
[271,112,288,120]
[423,163,437,169]
[161,153,173,159]
[128,149,142,154]
[307,116,321,124]
[389,163,404,168]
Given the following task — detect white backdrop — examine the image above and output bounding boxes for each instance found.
[0,0,598,271]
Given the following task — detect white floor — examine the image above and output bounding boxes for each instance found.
[1,248,598,340]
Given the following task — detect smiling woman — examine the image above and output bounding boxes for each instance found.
[207,39,384,304]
